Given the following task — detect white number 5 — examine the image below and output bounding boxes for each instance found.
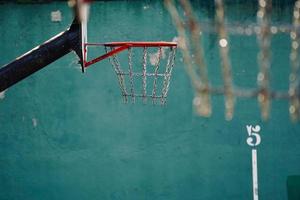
[246,125,261,147]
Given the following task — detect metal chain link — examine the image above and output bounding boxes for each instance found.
[106,45,176,105]
[128,47,135,103]
[166,0,299,121]
[151,47,163,104]
[161,47,177,105]
[215,0,235,120]
[257,0,272,120]
[289,0,300,121]
[106,46,128,103]
[142,47,148,103]
[179,0,211,116]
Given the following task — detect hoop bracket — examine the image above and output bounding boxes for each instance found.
[84,45,129,67]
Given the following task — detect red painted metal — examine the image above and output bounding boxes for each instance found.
[84,45,130,68]
[86,41,177,47]
[83,41,177,68]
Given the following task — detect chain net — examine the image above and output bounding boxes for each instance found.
[105,46,177,105]
[165,0,300,122]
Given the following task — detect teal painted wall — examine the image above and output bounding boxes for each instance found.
[0,1,300,200]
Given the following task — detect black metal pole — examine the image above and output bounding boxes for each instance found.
[0,22,82,92]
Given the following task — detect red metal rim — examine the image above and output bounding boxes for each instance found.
[85,41,177,47]
[83,41,177,68]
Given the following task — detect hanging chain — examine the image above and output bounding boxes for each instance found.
[106,46,128,103]
[142,47,148,103]
[128,47,135,103]
[179,0,211,116]
[289,0,300,121]
[161,47,177,105]
[152,47,163,104]
[105,45,176,105]
[257,0,272,120]
[215,0,235,120]
[165,0,299,121]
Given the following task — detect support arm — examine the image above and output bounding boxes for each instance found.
[0,22,82,93]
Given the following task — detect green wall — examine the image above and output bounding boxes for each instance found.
[0,1,300,199]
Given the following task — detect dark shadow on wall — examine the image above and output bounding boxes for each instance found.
[287,175,300,200]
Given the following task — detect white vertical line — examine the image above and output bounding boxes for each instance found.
[252,149,259,200]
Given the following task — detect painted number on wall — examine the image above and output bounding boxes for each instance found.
[246,125,261,147]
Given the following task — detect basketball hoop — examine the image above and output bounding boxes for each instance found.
[83,42,177,105]
[76,0,178,104]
